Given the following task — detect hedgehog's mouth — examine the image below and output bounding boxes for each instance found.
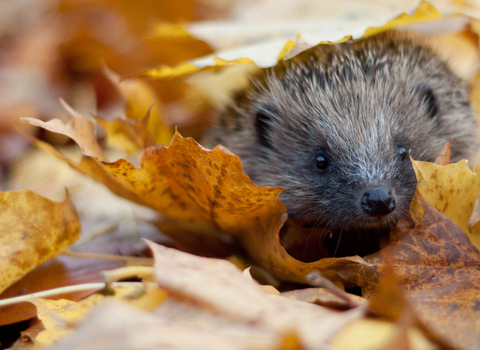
[280,216,396,262]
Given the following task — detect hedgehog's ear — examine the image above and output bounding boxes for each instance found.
[417,85,438,119]
[255,110,273,148]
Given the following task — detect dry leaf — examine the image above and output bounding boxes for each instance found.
[0,255,124,327]
[0,190,80,294]
[95,110,155,153]
[331,318,437,350]
[412,159,480,249]
[148,241,366,348]
[106,71,174,145]
[33,241,366,350]
[334,199,480,349]
[42,299,286,350]
[31,283,167,346]
[23,102,106,161]
[468,194,480,248]
[142,2,442,79]
[281,287,365,310]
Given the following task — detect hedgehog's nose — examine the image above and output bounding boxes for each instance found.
[361,187,396,216]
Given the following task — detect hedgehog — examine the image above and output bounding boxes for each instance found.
[203,32,478,257]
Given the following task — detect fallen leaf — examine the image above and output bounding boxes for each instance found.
[468,194,480,248]
[104,69,175,145]
[31,283,166,346]
[334,198,480,349]
[0,255,123,327]
[148,241,366,348]
[281,288,364,310]
[141,2,442,79]
[0,190,80,294]
[331,318,437,350]
[24,102,106,161]
[95,110,155,153]
[412,159,480,249]
[41,299,287,350]
[30,241,366,350]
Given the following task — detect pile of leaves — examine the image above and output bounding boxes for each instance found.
[1,0,480,349]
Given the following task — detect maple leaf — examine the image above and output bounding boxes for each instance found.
[334,198,480,349]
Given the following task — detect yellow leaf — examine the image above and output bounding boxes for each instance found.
[362,1,442,38]
[331,319,437,350]
[32,283,167,346]
[141,2,444,79]
[117,78,173,145]
[95,112,155,154]
[0,190,80,294]
[412,159,480,249]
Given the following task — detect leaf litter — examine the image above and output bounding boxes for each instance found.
[2,1,480,349]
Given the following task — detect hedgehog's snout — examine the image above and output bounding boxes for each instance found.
[361,187,396,216]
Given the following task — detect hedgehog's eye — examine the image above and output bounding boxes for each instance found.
[397,147,407,161]
[315,154,329,170]
[419,86,438,119]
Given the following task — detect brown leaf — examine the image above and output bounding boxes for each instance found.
[22,101,106,161]
[42,299,286,350]
[32,242,366,350]
[281,287,365,310]
[22,113,282,229]
[148,241,366,348]
[103,68,174,145]
[0,190,81,295]
[468,194,480,248]
[334,198,480,349]
[31,283,166,346]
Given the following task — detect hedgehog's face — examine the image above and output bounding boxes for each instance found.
[251,100,419,235]
[240,35,476,239]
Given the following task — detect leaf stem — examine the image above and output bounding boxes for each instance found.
[0,282,144,307]
[64,251,153,266]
